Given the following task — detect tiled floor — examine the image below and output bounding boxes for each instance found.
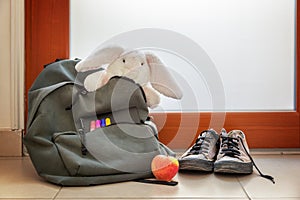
[0,153,299,200]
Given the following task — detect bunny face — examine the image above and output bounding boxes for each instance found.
[107,51,150,85]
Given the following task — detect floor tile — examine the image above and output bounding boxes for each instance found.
[1,154,300,199]
[254,198,300,200]
[56,172,247,199]
[0,157,60,199]
[238,155,300,199]
[56,199,248,200]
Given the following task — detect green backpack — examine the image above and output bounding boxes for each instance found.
[24,59,175,186]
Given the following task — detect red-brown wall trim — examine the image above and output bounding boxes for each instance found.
[25,0,300,149]
[297,0,300,146]
[25,0,70,128]
[25,0,69,106]
[152,112,299,149]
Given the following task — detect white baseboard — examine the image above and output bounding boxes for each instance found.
[0,130,23,156]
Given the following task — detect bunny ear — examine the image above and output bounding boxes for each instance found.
[75,45,125,72]
[146,52,183,99]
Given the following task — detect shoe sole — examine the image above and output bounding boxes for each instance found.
[214,160,253,174]
[179,159,214,172]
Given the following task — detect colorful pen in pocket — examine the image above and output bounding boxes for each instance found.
[96,120,101,128]
[105,118,111,126]
[90,120,96,131]
[101,119,105,127]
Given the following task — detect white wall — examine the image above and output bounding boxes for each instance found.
[70,0,295,111]
[0,0,12,128]
[0,0,24,129]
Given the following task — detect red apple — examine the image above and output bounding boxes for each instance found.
[151,155,179,181]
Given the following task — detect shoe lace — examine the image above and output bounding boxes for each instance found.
[187,130,212,156]
[221,135,275,184]
[239,136,275,184]
[220,136,241,159]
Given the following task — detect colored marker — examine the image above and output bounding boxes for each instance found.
[101,119,106,127]
[90,120,96,131]
[105,118,111,126]
[96,120,101,128]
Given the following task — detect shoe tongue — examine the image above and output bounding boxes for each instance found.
[199,129,217,139]
[220,128,227,137]
[227,130,244,138]
[198,131,207,139]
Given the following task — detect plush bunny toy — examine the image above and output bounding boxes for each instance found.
[75,45,183,108]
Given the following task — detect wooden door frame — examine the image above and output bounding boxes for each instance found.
[25,0,300,149]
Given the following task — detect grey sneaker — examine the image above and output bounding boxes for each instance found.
[178,129,221,172]
[214,130,253,174]
[214,130,275,184]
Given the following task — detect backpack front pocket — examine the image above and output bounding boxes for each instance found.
[84,123,164,174]
[53,131,124,176]
[53,123,164,176]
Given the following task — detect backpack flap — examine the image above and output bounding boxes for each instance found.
[72,76,149,130]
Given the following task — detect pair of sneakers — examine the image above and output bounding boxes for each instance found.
[179,129,275,183]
